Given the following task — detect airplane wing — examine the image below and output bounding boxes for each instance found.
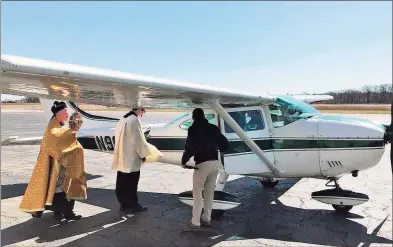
[290,94,333,104]
[0,54,275,109]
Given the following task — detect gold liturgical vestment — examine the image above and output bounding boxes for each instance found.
[19,118,87,216]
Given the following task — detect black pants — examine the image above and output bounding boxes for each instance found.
[50,192,76,217]
[115,171,140,208]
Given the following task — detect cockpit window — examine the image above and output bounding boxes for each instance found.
[224,109,265,133]
[179,114,215,130]
[269,95,320,128]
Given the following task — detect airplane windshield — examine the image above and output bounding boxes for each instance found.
[269,95,320,128]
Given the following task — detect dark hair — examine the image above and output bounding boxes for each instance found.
[123,108,145,118]
[192,108,205,121]
[132,108,145,112]
[50,101,67,119]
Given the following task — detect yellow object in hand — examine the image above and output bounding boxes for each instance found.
[144,143,163,163]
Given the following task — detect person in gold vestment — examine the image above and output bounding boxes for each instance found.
[19,101,87,221]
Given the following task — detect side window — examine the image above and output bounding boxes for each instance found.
[224,109,265,133]
[179,114,215,130]
[269,104,285,128]
[269,103,301,128]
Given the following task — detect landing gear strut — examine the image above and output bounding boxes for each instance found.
[311,178,369,214]
[260,178,279,188]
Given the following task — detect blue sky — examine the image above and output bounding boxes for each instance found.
[2,1,392,100]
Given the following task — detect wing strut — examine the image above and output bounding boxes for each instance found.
[209,99,282,177]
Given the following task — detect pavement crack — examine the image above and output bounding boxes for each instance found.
[87,232,110,239]
[159,205,179,218]
[244,217,252,235]
[169,241,181,247]
[299,198,306,209]
[341,232,349,247]
[255,239,276,246]
[1,214,19,220]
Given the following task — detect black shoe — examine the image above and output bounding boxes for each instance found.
[53,212,64,222]
[131,204,148,213]
[64,213,82,221]
[31,211,43,218]
[120,206,133,213]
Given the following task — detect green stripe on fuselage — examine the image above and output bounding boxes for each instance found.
[318,139,384,149]
[147,137,384,154]
[148,137,186,151]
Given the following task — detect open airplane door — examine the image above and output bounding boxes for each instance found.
[219,106,275,176]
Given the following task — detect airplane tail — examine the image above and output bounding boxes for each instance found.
[39,99,120,130]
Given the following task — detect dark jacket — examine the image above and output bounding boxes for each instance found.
[181,118,229,165]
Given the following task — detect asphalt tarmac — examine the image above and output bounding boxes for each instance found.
[1,111,392,247]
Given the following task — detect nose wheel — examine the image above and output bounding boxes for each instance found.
[330,180,353,213]
[332,204,353,213]
[311,178,369,213]
[260,178,279,188]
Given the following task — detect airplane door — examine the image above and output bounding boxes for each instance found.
[219,106,275,175]
[151,112,217,167]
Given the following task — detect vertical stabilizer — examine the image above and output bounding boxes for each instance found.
[39,99,119,130]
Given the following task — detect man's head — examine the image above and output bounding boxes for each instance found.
[133,108,146,118]
[124,107,146,118]
[51,101,68,123]
[192,108,205,121]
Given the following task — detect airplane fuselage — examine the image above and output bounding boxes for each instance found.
[74,97,387,180]
[2,54,390,214]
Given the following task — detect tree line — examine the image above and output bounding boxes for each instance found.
[2,97,40,103]
[322,83,392,104]
[23,97,40,103]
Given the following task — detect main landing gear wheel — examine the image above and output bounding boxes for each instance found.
[260,178,279,188]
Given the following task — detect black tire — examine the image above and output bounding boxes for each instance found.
[260,179,279,188]
[211,209,225,219]
[332,204,353,213]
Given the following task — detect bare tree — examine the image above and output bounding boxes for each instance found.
[22,97,40,103]
[321,83,392,104]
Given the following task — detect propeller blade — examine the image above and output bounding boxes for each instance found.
[390,101,392,174]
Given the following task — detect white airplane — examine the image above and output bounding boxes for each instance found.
[1,54,391,218]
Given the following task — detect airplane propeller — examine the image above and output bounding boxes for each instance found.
[383,101,392,174]
[390,101,392,174]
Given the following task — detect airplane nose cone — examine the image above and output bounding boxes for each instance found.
[383,124,392,144]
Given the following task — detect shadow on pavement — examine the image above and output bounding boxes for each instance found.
[1,177,392,247]
[1,173,103,200]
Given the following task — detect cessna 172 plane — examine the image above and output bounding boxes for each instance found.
[1,54,392,217]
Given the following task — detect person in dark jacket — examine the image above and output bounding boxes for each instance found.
[181,108,229,231]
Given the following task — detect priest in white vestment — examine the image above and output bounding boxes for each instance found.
[112,107,150,213]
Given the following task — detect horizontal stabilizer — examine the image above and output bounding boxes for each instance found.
[290,94,334,103]
[1,136,43,146]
